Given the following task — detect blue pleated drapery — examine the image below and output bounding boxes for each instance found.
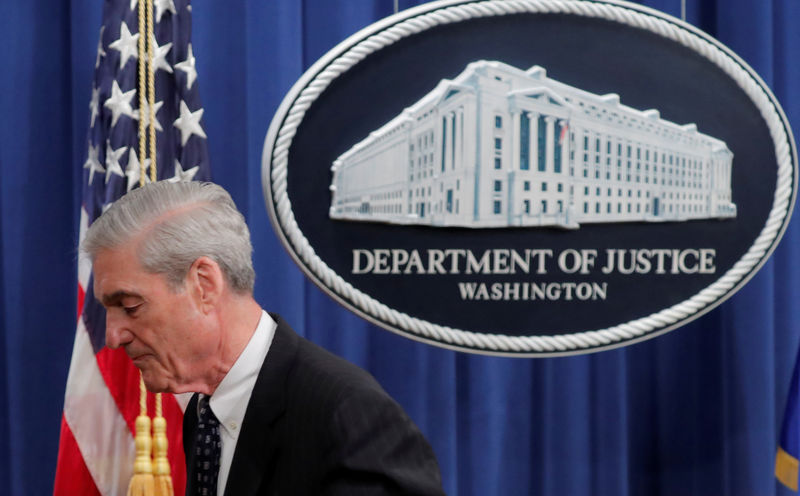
[1,1,800,494]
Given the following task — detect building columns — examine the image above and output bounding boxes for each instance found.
[545,116,556,173]
[511,111,520,172]
[530,112,539,170]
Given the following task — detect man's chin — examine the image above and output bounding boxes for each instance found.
[139,370,171,394]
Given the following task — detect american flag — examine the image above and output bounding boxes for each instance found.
[777,350,800,490]
[54,1,210,494]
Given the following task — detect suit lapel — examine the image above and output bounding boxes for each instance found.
[222,314,299,496]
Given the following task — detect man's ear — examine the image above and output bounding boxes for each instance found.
[188,256,224,312]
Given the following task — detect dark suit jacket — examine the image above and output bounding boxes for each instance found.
[184,314,445,496]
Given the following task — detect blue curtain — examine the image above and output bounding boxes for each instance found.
[1,0,799,494]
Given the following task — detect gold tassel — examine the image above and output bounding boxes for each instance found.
[129,1,162,492]
[153,393,174,496]
[127,376,155,496]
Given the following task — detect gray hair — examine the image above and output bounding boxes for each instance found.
[82,181,255,293]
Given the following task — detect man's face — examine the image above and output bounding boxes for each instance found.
[93,243,217,393]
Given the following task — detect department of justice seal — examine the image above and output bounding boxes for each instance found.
[262,0,797,356]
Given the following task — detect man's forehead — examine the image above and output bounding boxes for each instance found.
[92,246,145,296]
[94,242,137,264]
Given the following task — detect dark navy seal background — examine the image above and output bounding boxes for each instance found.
[286,13,777,335]
[3,1,800,496]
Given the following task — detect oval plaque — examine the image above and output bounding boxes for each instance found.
[262,0,797,356]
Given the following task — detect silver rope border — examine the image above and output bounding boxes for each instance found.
[263,0,797,355]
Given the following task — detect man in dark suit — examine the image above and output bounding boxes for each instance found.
[84,181,444,496]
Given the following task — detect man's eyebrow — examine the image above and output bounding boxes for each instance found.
[101,291,142,306]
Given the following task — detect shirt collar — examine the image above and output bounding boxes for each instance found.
[205,310,276,437]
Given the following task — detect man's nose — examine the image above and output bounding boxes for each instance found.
[105,311,133,349]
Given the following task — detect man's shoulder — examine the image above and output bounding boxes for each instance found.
[294,330,387,403]
[256,315,445,496]
[268,313,387,403]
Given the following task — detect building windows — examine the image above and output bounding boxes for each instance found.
[495,115,502,128]
[557,183,563,192]
[494,180,502,192]
[524,199,530,214]
[541,182,547,192]
[494,200,502,214]
[494,157,502,170]
[524,181,531,191]
[541,200,547,213]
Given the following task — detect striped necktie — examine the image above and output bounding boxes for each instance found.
[194,395,221,496]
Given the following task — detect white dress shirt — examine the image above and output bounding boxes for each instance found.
[199,310,276,496]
